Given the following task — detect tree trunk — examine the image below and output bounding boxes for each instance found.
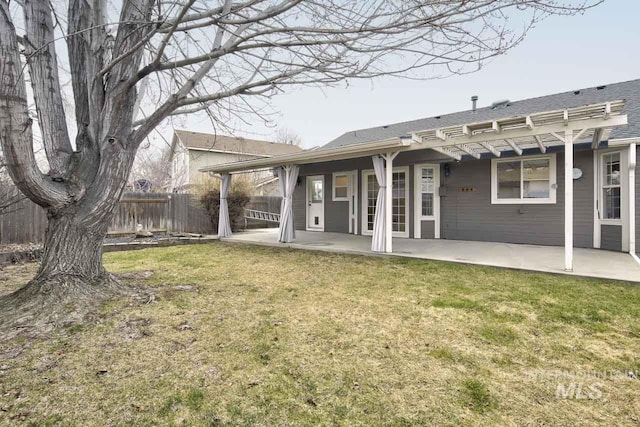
[36,212,108,282]
[0,189,147,338]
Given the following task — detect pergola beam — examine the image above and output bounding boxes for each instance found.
[504,139,523,155]
[534,135,546,153]
[415,114,627,148]
[455,143,481,159]
[591,128,604,149]
[432,146,461,161]
[526,116,535,130]
[479,142,501,157]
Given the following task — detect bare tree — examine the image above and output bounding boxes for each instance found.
[130,146,172,192]
[0,0,599,330]
[0,152,25,214]
[275,128,303,146]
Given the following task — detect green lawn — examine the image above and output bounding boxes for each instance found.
[1,242,640,425]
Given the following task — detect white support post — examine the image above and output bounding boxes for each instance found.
[564,130,574,271]
[629,143,636,255]
[384,152,396,253]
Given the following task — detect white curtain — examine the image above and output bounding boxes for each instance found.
[371,155,386,252]
[218,173,232,238]
[278,165,299,243]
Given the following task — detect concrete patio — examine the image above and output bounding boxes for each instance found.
[224,228,640,283]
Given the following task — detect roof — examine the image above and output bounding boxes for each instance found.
[324,78,640,149]
[173,130,303,156]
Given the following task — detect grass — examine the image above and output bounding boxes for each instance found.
[0,241,640,425]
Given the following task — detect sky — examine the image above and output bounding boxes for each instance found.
[152,0,640,151]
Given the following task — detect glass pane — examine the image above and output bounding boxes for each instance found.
[422,193,433,216]
[335,175,348,188]
[392,172,406,232]
[522,159,550,199]
[367,174,378,231]
[497,161,521,199]
[310,180,323,203]
[603,187,621,219]
[421,168,434,193]
[334,175,348,199]
[604,153,621,186]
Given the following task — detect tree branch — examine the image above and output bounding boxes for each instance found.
[23,0,73,178]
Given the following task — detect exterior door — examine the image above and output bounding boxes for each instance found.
[306,175,324,231]
[413,164,440,239]
[361,167,410,238]
[594,148,629,251]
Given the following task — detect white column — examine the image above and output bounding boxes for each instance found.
[564,130,574,271]
[385,153,393,253]
[629,143,637,254]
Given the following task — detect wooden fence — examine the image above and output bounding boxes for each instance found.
[0,193,281,245]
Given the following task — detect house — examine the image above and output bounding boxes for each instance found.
[200,78,640,273]
[168,130,302,193]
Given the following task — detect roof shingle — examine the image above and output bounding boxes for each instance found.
[324,78,640,149]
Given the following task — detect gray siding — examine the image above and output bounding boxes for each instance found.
[324,174,350,233]
[293,177,305,231]
[420,221,435,239]
[291,148,628,250]
[601,225,622,251]
[440,150,593,248]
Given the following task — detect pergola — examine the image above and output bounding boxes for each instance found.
[201,100,629,271]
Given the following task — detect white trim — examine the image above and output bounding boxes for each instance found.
[186,146,275,157]
[593,150,601,249]
[348,170,358,234]
[609,137,640,146]
[565,130,573,271]
[490,154,557,205]
[200,137,411,173]
[361,166,410,238]
[331,172,350,202]
[305,175,325,231]
[413,164,440,239]
[629,143,636,254]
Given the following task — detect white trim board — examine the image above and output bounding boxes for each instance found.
[490,153,557,205]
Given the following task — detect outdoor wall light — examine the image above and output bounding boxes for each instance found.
[444,164,451,177]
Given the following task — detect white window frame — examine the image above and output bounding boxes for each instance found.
[599,150,623,225]
[413,164,440,239]
[491,154,557,204]
[361,166,410,238]
[332,172,350,202]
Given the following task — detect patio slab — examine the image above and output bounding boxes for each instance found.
[225,228,640,283]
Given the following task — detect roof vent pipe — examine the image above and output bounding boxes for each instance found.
[471,95,478,112]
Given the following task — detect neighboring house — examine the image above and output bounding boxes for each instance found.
[168,130,302,193]
[200,78,640,271]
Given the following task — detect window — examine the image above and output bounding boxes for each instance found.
[491,154,556,204]
[332,173,349,201]
[601,152,621,220]
[418,166,436,217]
